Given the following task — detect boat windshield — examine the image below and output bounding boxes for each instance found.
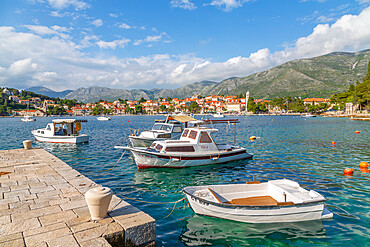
[152,124,173,131]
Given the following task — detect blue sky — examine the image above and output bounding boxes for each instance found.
[0,0,370,91]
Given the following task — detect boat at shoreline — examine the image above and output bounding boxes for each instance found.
[213,112,225,118]
[21,115,36,122]
[128,115,196,147]
[97,116,111,121]
[31,119,89,144]
[116,125,252,169]
[301,113,316,117]
[183,179,333,223]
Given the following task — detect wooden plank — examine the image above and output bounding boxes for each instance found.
[208,188,229,204]
[229,196,278,206]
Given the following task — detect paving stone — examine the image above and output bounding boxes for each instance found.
[39,210,77,226]
[19,193,37,201]
[9,184,29,192]
[59,199,87,211]
[23,222,67,237]
[49,198,70,206]
[74,222,122,244]
[0,232,22,243]
[29,201,50,210]
[0,217,41,236]
[0,238,25,247]
[47,234,80,247]
[0,197,20,205]
[73,207,91,218]
[80,237,111,247]
[12,205,61,223]
[0,214,11,224]
[24,227,72,246]
[29,185,55,194]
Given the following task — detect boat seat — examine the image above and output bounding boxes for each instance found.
[208,188,294,206]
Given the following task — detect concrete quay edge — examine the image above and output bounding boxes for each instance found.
[0,148,156,247]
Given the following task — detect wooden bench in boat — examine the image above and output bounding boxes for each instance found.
[208,188,294,206]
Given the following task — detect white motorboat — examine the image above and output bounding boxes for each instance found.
[31,119,89,144]
[21,115,36,122]
[301,113,316,117]
[183,179,333,223]
[128,115,196,147]
[213,112,225,118]
[116,126,253,169]
[97,116,111,121]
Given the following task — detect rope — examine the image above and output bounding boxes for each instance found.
[164,197,186,218]
[100,150,126,173]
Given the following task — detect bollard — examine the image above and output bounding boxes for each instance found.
[23,140,33,149]
[85,187,113,221]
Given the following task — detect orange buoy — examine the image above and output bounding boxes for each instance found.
[343,168,353,175]
[355,131,360,134]
[331,141,336,145]
[359,161,369,168]
[127,120,129,122]
[360,167,369,173]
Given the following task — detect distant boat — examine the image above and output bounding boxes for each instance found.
[213,112,225,118]
[31,119,89,144]
[21,115,36,122]
[21,102,36,122]
[183,179,333,223]
[97,116,111,121]
[301,113,316,118]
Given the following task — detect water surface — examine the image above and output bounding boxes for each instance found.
[1,115,369,246]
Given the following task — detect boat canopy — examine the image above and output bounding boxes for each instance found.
[52,119,88,124]
[167,115,196,123]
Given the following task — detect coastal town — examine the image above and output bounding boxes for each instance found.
[1,87,364,117]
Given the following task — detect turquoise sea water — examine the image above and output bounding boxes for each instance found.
[0,115,369,246]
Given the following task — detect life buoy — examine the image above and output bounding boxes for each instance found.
[75,122,81,131]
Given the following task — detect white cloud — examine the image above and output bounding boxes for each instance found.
[109,13,118,18]
[25,25,57,35]
[1,7,370,92]
[208,0,250,12]
[119,23,131,29]
[91,19,103,27]
[46,0,89,10]
[96,39,131,49]
[170,0,197,10]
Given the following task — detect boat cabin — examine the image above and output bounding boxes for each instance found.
[148,127,236,154]
[35,119,87,137]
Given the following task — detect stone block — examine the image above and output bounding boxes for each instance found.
[46,234,80,247]
[60,199,87,211]
[73,207,91,218]
[23,222,67,237]
[12,205,61,223]
[0,217,41,236]
[0,232,22,244]
[80,237,111,247]
[0,238,25,247]
[24,227,72,246]
[0,214,11,224]
[3,189,30,199]
[39,210,77,226]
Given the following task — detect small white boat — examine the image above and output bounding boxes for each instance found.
[97,116,111,121]
[301,113,316,118]
[183,179,333,223]
[116,126,252,169]
[213,112,225,118]
[21,115,36,122]
[129,115,196,147]
[31,119,89,144]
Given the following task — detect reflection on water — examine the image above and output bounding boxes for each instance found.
[180,215,327,246]
[1,115,369,246]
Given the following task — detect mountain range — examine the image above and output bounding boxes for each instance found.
[27,49,370,103]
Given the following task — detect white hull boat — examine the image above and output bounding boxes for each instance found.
[116,126,253,169]
[128,115,195,147]
[183,179,333,223]
[21,116,36,122]
[97,116,111,121]
[32,119,89,144]
[301,113,316,117]
[213,112,225,118]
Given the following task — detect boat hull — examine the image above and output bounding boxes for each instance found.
[129,136,158,148]
[128,148,253,169]
[185,194,326,223]
[32,131,89,144]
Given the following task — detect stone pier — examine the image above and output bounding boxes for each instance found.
[0,148,156,247]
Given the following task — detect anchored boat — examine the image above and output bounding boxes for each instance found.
[21,115,36,122]
[31,119,89,144]
[183,179,333,223]
[129,115,196,147]
[97,116,111,121]
[116,125,252,169]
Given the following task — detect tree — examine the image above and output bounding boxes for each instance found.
[159,105,167,112]
[135,105,143,114]
[188,101,200,113]
[139,97,146,103]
